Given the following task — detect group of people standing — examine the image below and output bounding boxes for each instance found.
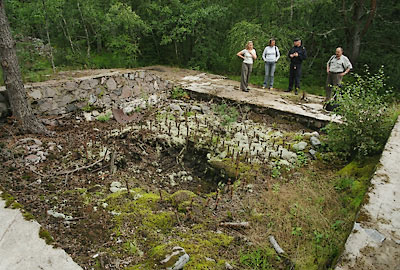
[236,38,352,104]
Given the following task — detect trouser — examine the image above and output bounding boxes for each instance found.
[288,63,302,90]
[240,63,252,91]
[263,62,276,87]
[325,72,343,101]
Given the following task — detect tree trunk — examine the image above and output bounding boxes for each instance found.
[77,1,90,58]
[61,14,76,54]
[344,0,377,64]
[42,0,56,73]
[0,0,48,134]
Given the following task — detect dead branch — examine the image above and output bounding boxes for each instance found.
[269,235,285,255]
[219,222,250,229]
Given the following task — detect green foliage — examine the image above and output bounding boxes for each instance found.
[213,104,239,126]
[292,226,303,236]
[170,87,189,99]
[296,151,308,167]
[239,248,276,270]
[81,104,96,112]
[324,67,395,159]
[96,112,112,122]
[271,162,281,178]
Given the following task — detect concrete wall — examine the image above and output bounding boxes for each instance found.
[335,116,400,270]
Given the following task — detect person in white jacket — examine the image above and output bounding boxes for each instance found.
[262,39,280,90]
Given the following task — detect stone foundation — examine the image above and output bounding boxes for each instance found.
[0,70,173,117]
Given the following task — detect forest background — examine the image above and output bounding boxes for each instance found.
[1,0,399,96]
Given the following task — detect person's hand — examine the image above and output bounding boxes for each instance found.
[290,54,294,58]
[340,72,346,77]
[294,52,298,57]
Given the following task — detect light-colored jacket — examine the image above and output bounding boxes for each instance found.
[262,46,280,62]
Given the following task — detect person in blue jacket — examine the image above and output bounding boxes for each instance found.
[285,38,307,95]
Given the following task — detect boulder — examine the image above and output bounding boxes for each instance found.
[28,89,42,100]
[80,79,99,90]
[42,87,57,98]
[63,81,78,91]
[310,136,321,147]
[292,141,308,151]
[120,86,132,98]
[106,78,117,90]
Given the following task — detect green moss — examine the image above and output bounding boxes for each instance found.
[10,202,23,209]
[170,190,196,207]
[1,192,16,208]
[22,211,35,221]
[39,227,54,245]
[143,211,174,233]
[337,156,379,180]
[336,156,380,211]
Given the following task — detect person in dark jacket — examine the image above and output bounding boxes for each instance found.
[285,38,307,95]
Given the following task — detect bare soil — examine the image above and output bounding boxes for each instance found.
[0,94,354,270]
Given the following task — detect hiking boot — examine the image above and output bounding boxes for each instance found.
[295,88,299,95]
[262,86,266,89]
[284,89,291,92]
[243,88,249,92]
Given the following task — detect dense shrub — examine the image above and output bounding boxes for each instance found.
[324,67,396,159]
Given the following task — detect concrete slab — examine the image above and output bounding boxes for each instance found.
[0,192,82,270]
[335,116,400,270]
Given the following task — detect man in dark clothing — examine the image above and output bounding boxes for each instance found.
[285,38,307,95]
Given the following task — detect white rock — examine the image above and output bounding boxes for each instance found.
[170,104,183,113]
[292,141,307,151]
[29,89,42,100]
[148,94,158,106]
[311,131,320,137]
[310,136,321,147]
[88,94,97,105]
[161,246,190,270]
[92,110,100,117]
[47,210,66,219]
[25,154,41,164]
[106,78,117,90]
[280,160,290,167]
[225,262,234,269]
[83,112,93,122]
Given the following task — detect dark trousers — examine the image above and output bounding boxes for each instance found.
[288,63,302,90]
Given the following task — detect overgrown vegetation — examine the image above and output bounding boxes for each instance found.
[324,68,397,159]
[1,0,399,93]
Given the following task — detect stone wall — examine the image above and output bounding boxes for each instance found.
[0,70,173,117]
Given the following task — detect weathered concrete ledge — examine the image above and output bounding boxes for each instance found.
[0,192,82,270]
[144,69,340,129]
[335,116,400,270]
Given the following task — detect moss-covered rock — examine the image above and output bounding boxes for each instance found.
[170,190,196,207]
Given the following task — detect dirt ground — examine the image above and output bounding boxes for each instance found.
[0,85,358,270]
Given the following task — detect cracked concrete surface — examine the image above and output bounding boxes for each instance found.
[0,192,82,270]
